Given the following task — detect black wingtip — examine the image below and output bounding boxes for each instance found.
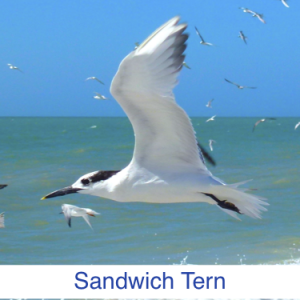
[198,144,216,166]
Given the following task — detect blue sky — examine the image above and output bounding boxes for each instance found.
[0,0,299,117]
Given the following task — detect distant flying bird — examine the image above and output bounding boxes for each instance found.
[225,78,256,89]
[279,0,289,8]
[134,42,140,49]
[7,64,23,73]
[206,99,214,108]
[60,204,100,229]
[206,115,216,122]
[42,17,268,220]
[182,62,191,69]
[94,92,108,100]
[195,27,213,46]
[0,184,7,189]
[85,77,104,85]
[252,12,266,24]
[252,118,277,132]
[0,212,4,228]
[209,140,216,151]
[239,31,247,44]
[295,122,300,130]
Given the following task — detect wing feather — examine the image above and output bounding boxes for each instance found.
[111,17,209,172]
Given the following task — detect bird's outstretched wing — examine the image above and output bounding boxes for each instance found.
[194,26,205,42]
[224,78,239,87]
[281,0,289,8]
[244,86,257,89]
[252,119,263,132]
[0,184,7,189]
[111,17,210,173]
[82,215,93,230]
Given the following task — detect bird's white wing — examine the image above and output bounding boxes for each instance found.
[82,214,93,229]
[111,17,209,173]
[282,0,289,7]
[62,204,74,227]
[0,212,5,228]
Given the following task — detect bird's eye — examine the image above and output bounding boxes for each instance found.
[81,178,90,185]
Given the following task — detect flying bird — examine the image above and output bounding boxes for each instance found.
[85,77,104,85]
[94,92,108,100]
[252,118,276,132]
[195,27,213,46]
[7,64,23,73]
[206,115,216,122]
[42,17,267,220]
[225,78,256,89]
[209,140,216,151]
[238,31,247,44]
[252,12,266,24]
[182,62,191,69]
[134,42,140,49]
[0,184,7,189]
[60,204,100,229]
[294,122,300,130]
[206,99,214,108]
[0,212,4,228]
[280,0,289,7]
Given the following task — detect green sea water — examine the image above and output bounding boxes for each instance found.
[0,117,300,265]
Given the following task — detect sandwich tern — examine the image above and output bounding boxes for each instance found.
[7,64,23,73]
[0,184,7,189]
[0,212,4,228]
[209,140,216,151]
[206,99,214,108]
[60,204,100,229]
[225,78,256,89]
[294,122,300,130]
[86,77,104,85]
[195,27,213,46]
[94,92,108,100]
[252,12,266,24]
[42,16,267,219]
[252,118,277,132]
[238,31,247,44]
[206,115,216,122]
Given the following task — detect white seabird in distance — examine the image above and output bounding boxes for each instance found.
[252,118,277,132]
[206,99,214,108]
[60,204,100,229]
[238,31,247,44]
[7,64,23,73]
[86,77,104,85]
[225,78,256,90]
[209,140,216,152]
[94,92,108,100]
[195,27,214,46]
[42,17,267,220]
[206,115,216,123]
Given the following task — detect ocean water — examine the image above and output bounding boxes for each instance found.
[0,117,300,265]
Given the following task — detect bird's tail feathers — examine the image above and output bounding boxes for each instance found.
[212,181,268,219]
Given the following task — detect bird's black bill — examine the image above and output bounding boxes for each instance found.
[41,186,82,200]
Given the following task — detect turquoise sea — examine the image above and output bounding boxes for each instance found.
[0,117,300,265]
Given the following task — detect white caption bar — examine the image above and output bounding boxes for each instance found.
[0,265,299,298]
